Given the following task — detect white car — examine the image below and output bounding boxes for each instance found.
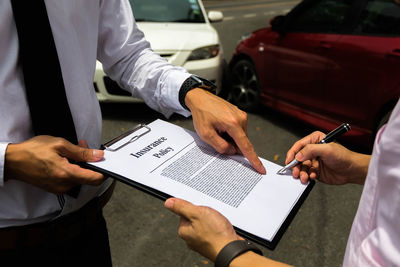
[94,0,224,103]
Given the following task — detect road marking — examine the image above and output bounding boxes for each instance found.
[243,13,257,18]
[224,16,235,21]
[264,11,277,16]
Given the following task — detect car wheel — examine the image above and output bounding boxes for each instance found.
[218,59,231,100]
[230,59,260,111]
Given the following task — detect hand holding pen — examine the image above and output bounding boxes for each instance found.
[278,123,351,177]
[279,123,370,185]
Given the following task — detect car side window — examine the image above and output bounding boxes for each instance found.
[355,0,400,36]
[287,0,353,33]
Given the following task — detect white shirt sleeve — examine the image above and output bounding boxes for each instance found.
[96,0,191,118]
[0,143,9,187]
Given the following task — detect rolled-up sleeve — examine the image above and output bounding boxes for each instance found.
[96,0,191,118]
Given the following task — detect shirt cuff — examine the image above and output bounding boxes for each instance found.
[0,142,9,187]
[159,70,192,118]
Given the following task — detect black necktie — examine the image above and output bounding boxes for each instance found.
[10,0,78,143]
[11,0,80,198]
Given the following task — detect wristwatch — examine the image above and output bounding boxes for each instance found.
[179,75,217,110]
[214,240,263,267]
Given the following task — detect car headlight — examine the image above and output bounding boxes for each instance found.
[187,45,220,61]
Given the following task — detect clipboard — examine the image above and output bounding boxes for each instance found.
[84,124,172,200]
[102,124,151,152]
[83,120,314,250]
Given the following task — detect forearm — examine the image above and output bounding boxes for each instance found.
[184,87,214,111]
[348,151,371,185]
[230,251,292,267]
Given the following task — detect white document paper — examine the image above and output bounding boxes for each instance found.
[88,119,311,246]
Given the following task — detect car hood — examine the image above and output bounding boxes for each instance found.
[137,22,219,52]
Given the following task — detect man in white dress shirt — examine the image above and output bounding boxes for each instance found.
[0,0,266,266]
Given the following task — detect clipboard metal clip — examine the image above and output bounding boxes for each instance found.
[103,124,151,152]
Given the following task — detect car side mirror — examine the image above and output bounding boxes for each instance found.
[270,15,286,33]
[208,11,223,22]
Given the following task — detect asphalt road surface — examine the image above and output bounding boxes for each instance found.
[101,1,365,266]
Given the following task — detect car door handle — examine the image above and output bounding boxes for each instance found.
[386,49,400,60]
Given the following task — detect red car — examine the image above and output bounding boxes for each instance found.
[229,0,400,148]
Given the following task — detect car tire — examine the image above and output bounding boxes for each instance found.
[218,59,231,100]
[229,59,260,112]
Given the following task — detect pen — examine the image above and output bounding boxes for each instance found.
[277,123,351,174]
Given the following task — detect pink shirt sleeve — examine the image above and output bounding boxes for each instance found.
[343,100,400,266]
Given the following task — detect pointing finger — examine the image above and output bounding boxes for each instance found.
[226,127,266,174]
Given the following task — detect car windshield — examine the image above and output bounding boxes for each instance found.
[129,0,206,23]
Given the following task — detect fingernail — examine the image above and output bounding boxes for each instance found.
[92,149,104,159]
[260,164,266,175]
[258,161,267,174]
[165,199,175,209]
[295,152,304,161]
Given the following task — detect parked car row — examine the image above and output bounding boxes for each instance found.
[228,0,400,148]
[94,0,224,103]
[94,0,400,149]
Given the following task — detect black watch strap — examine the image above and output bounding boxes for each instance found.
[215,240,263,267]
[179,75,217,110]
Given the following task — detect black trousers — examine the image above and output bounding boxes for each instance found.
[0,206,112,267]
